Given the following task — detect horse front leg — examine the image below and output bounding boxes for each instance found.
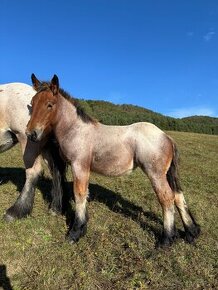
[67,163,90,243]
[4,138,42,221]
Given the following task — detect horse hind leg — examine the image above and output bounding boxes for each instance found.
[166,145,200,243]
[175,192,200,243]
[150,174,200,246]
[148,173,177,247]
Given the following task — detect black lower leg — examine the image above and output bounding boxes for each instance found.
[67,211,89,243]
[183,209,201,243]
[4,177,37,221]
[159,226,178,247]
[49,172,67,214]
[158,204,178,247]
[4,188,35,221]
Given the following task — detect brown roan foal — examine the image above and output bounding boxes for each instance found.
[26,74,200,247]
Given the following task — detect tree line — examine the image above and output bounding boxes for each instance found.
[78,99,218,135]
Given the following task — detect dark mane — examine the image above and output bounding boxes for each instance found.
[59,88,96,124]
[37,82,96,124]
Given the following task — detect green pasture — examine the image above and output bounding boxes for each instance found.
[0,131,217,290]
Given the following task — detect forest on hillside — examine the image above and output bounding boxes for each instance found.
[78,99,218,135]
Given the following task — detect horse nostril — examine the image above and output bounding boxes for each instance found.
[32,130,37,140]
[26,130,38,142]
[26,130,31,139]
[30,130,38,141]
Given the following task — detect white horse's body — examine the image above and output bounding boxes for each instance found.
[0,82,65,220]
[0,83,34,141]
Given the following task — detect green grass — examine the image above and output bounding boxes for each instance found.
[0,131,217,290]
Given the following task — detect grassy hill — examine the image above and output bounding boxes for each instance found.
[78,99,218,135]
[0,131,217,289]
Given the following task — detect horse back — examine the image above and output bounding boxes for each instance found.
[90,122,171,177]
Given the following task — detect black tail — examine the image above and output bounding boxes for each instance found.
[167,140,182,192]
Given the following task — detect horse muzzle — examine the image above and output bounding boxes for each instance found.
[25,128,43,142]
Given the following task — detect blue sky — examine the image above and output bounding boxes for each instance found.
[1,0,218,118]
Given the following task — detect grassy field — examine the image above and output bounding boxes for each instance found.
[0,131,217,290]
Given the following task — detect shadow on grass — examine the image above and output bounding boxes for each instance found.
[0,168,26,192]
[59,181,163,244]
[0,167,163,244]
[0,167,53,200]
[0,265,13,290]
[90,183,162,230]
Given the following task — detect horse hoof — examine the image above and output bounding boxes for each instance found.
[48,208,59,216]
[66,233,78,244]
[49,203,63,216]
[157,231,178,248]
[157,238,173,248]
[68,237,76,244]
[0,176,7,185]
[3,213,16,222]
[4,205,31,221]
[185,224,201,243]
[66,224,87,244]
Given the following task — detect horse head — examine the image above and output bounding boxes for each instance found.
[26,74,59,142]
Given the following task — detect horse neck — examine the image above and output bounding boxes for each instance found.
[53,95,85,140]
[53,94,82,140]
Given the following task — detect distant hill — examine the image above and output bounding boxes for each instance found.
[77,99,218,135]
[180,116,218,135]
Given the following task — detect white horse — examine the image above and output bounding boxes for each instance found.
[0,82,66,221]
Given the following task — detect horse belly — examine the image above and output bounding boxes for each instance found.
[91,151,134,177]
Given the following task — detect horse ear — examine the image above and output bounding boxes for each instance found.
[50,74,59,96]
[31,73,41,91]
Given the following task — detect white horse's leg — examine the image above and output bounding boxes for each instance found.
[67,161,89,243]
[4,136,42,221]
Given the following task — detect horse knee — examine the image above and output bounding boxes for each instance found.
[26,155,42,175]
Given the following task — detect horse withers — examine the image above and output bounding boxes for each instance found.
[0,82,66,221]
[26,74,200,247]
